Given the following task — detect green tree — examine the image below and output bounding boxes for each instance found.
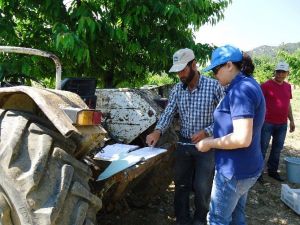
[253,50,300,86]
[277,50,300,86]
[253,55,276,83]
[0,0,231,87]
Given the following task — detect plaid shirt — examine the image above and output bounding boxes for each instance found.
[155,74,224,138]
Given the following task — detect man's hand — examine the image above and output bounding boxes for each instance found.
[146,130,161,147]
[196,137,213,152]
[191,130,209,143]
[290,120,295,133]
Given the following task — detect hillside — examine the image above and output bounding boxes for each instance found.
[248,42,300,57]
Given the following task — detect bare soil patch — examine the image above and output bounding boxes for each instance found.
[98,145,300,225]
[97,89,300,225]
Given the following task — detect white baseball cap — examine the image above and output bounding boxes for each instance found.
[275,61,289,71]
[169,48,195,73]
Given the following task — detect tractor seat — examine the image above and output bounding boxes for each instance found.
[61,77,97,109]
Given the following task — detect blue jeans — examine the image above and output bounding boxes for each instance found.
[208,171,259,225]
[260,122,288,172]
[174,137,215,224]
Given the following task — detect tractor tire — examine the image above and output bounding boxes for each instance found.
[0,110,101,225]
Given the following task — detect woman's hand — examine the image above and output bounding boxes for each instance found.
[196,137,213,152]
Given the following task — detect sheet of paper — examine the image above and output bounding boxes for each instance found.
[94,143,139,161]
[97,147,168,181]
[97,155,143,181]
[127,147,167,160]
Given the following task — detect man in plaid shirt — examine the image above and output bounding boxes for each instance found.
[146,48,223,225]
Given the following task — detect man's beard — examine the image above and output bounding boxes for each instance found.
[180,69,195,85]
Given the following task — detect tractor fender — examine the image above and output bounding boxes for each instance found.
[0,85,89,138]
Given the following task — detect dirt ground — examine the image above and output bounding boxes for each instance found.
[98,147,300,225]
[97,90,300,225]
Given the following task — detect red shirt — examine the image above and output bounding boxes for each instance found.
[261,79,292,124]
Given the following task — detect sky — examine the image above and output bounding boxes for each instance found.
[195,0,300,51]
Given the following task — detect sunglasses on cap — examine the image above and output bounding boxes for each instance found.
[212,63,226,75]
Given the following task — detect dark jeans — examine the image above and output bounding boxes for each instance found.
[174,137,215,225]
[261,122,288,173]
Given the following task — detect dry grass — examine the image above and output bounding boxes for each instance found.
[246,87,300,225]
[285,87,300,148]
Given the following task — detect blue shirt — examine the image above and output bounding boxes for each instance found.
[156,74,224,138]
[213,73,266,179]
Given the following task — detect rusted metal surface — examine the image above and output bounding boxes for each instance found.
[92,85,178,209]
[0,86,92,138]
[75,125,107,157]
[95,88,163,143]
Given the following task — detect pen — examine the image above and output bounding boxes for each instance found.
[177,142,195,146]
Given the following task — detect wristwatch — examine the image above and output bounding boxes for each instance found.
[204,129,210,137]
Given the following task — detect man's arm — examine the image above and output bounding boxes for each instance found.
[154,86,178,133]
[191,129,209,143]
[146,85,178,146]
[288,103,295,132]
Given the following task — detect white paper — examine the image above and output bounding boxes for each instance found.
[127,147,167,160]
[97,147,167,181]
[97,155,144,181]
[94,143,139,161]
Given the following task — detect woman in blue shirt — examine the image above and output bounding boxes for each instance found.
[196,45,266,225]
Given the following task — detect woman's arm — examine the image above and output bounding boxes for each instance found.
[196,118,253,152]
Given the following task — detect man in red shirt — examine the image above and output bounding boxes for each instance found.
[260,61,295,182]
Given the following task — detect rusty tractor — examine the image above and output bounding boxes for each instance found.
[0,46,177,225]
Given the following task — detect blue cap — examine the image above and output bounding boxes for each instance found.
[203,45,243,72]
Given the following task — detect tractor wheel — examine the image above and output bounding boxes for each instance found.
[0,110,101,225]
